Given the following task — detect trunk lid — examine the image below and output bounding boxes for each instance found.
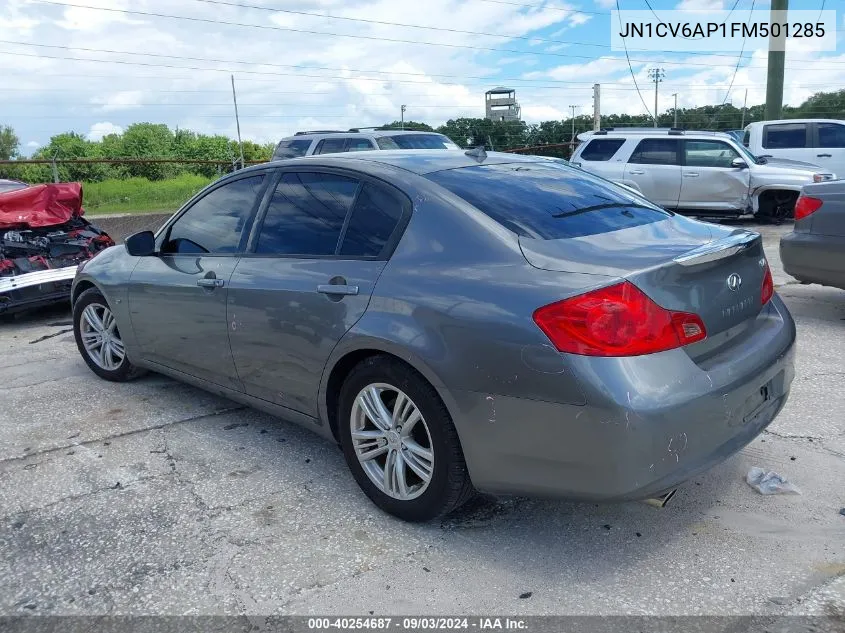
[519,214,768,339]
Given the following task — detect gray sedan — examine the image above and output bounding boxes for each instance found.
[70,151,796,522]
[780,180,845,290]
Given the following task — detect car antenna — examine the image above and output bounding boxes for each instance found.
[464,146,487,163]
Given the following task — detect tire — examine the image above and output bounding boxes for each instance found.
[338,356,474,522]
[73,287,145,382]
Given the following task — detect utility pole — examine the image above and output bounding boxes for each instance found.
[400,105,406,130]
[230,75,245,170]
[592,83,601,131]
[741,89,749,128]
[569,105,578,149]
[672,93,678,128]
[648,68,665,127]
[766,0,788,119]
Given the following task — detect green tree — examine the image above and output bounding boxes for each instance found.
[121,123,175,180]
[378,120,434,131]
[0,125,19,160]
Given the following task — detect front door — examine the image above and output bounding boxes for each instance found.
[680,139,749,212]
[127,172,268,390]
[623,138,681,208]
[228,170,409,418]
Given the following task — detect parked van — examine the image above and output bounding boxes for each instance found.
[743,119,845,181]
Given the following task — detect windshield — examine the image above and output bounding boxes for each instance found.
[0,181,27,194]
[376,134,460,150]
[426,162,671,240]
[733,141,759,163]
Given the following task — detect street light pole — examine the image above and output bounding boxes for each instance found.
[569,104,578,142]
[672,93,678,128]
[400,105,406,130]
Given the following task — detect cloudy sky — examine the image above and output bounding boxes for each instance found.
[1,0,843,153]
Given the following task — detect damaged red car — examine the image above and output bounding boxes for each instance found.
[0,179,114,314]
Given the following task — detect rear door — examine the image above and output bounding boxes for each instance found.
[680,139,749,212]
[761,122,813,163]
[812,121,845,177]
[623,138,682,208]
[227,168,410,418]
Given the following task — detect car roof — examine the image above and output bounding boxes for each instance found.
[282,130,450,141]
[233,150,550,177]
[746,118,843,128]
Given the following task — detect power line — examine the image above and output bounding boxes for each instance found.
[31,1,845,70]
[473,0,607,16]
[616,0,652,119]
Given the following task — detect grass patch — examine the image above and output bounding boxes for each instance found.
[82,174,215,215]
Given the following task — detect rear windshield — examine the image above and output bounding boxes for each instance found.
[376,134,459,150]
[425,162,671,240]
[273,139,311,159]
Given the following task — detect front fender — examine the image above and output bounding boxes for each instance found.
[750,185,803,214]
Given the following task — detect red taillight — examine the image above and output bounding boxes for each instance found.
[761,262,774,305]
[794,195,823,220]
[532,281,707,357]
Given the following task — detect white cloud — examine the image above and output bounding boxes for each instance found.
[675,0,726,9]
[87,122,124,141]
[91,91,144,112]
[26,141,41,148]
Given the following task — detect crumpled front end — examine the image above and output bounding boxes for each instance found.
[0,183,114,314]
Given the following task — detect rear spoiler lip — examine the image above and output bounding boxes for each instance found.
[673,231,760,266]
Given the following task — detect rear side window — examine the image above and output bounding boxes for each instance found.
[255,172,358,256]
[579,138,625,161]
[628,139,680,165]
[425,163,670,240]
[346,138,376,152]
[340,183,404,257]
[763,123,808,149]
[314,138,348,155]
[162,175,264,254]
[273,139,311,159]
[376,134,459,150]
[817,122,845,148]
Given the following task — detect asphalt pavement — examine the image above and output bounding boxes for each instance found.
[0,221,843,619]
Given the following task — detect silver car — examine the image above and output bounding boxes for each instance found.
[272,129,460,160]
[571,129,836,220]
[70,151,796,522]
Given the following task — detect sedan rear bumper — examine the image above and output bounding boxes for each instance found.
[449,295,796,501]
[780,231,845,290]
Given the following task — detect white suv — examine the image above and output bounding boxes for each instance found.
[571,128,836,220]
[743,119,845,181]
[272,129,460,160]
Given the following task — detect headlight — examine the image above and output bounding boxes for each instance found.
[813,172,835,182]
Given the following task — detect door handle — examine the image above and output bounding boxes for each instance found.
[683,172,700,177]
[817,153,832,158]
[628,169,645,175]
[197,278,224,288]
[317,284,359,296]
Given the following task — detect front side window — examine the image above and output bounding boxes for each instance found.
[684,140,740,168]
[628,139,680,165]
[763,123,808,149]
[339,183,405,257]
[579,139,625,161]
[817,122,845,148]
[376,134,459,150]
[255,172,359,256]
[315,138,348,155]
[273,139,312,159]
[161,175,264,254]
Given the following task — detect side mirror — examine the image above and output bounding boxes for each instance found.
[124,230,156,257]
[731,157,748,169]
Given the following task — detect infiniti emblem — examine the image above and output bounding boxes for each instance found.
[726,273,742,292]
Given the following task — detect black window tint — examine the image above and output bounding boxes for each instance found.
[817,123,845,148]
[629,139,680,165]
[743,129,750,146]
[763,123,807,149]
[684,140,739,168]
[340,183,404,257]
[315,138,348,155]
[580,139,625,161]
[162,175,263,254]
[346,138,375,152]
[376,134,458,150]
[273,139,311,159]
[255,172,358,256]
[426,163,670,240]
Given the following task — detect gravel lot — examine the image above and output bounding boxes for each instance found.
[1,221,843,619]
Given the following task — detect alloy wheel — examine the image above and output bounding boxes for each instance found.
[80,303,125,371]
